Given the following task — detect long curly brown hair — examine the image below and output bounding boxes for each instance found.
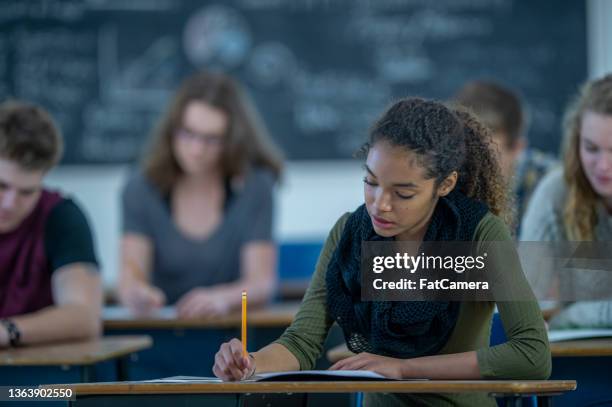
[361,97,510,223]
[562,74,612,240]
[143,71,283,194]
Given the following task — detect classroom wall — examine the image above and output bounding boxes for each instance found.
[588,0,612,78]
[45,0,611,290]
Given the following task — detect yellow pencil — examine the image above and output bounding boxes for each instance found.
[241,290,248,357]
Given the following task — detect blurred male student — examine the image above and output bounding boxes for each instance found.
[0,101,102,348]
[454,80,557,234]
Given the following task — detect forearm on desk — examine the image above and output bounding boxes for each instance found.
[6,265,104,346]
[251,343,300,374]
[10,303,101,346]
[402,351,481,379]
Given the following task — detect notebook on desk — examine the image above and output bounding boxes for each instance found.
[252,370,390,381]
[144,370,426,383]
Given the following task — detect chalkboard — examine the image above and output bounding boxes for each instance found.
[0,0,587,163]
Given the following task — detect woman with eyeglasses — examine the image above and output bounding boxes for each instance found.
[118,71,283,318]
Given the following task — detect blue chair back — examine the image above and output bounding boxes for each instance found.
[278,242,323,280]
[490,312,507,346]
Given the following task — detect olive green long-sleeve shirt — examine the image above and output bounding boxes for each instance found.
[274,212,551,407]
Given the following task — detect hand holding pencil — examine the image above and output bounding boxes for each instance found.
[212,290,256,381]
[213,338,255,381]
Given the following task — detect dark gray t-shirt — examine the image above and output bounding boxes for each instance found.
[121,168,275,304]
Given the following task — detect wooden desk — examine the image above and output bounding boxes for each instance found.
[548,339,612,406]
[549,339,612,357]
[49,379,576,407]
[0,336,152,382]
[328,339,612,407]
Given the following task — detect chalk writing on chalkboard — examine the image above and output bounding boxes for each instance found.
[0,0,586,163]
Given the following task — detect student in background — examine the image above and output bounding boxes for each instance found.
[0,101,102,348]
[118,71,282,319]
[521,74,612,329]
[213,98,550,406]
[454,81,557,234]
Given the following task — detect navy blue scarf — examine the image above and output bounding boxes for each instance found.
[326,189,488,358]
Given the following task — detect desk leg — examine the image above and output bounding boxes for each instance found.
[501,396,522,407]
[80,365,96,383]
[239,392,307,407]
[70,394,238,406]
[537,395,552,407]
[116,356,129,381]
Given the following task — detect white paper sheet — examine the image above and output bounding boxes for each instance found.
[102,306,177,320]
[142,370,426,383]
[548,329,612,342]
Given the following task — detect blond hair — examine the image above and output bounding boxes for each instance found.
[562,74,612,240]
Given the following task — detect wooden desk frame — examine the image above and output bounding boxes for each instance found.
[0,336,152,383]
[55,380,576,407]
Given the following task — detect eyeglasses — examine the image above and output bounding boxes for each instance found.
[175,127,226,146]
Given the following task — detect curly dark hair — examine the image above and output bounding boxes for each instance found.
[360,97,510,221]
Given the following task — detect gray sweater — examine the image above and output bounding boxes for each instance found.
[520,168,612,328]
